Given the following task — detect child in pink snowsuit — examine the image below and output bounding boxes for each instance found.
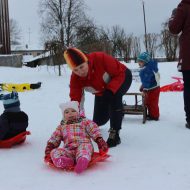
[44,101,108,173]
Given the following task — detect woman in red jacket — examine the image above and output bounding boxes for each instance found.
[169,0,190,129]
[64,48,132,147]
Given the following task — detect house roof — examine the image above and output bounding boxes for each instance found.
[11,43,44,51]
[23,51,51,63]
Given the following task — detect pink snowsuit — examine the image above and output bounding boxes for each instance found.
[48,117,102,167]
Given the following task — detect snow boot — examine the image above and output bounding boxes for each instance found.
[30,82,41,89]
[106,128,121,148]
[53,156,74,169]
[146,115,159,121]
[74,157,90,174]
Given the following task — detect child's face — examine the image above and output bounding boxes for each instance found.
[64,108,78,121]
[138,61,145,68]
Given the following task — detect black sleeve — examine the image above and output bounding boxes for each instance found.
[0,114,9,140]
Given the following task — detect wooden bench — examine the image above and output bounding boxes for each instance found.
[122,92,147,124]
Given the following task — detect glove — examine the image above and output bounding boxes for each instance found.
[79,109,86,118]
[139,85,144,92]
[3,91,18,100]
[96,137,108,155]
[177,63,182,72]
[10,91,18,99]
[102,89,113,103]
[44,154,51,163]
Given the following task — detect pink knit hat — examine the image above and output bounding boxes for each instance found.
[59,101,79,117]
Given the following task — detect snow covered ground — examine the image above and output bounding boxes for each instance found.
[0,62,190,190]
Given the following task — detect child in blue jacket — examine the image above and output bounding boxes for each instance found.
[137,52,160,120]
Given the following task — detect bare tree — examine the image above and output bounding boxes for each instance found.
[39,0,86,47]
[110,25,127,57]
[65,0,87,46]
[98,27,112,54]
[75,21,112,54]
[75,18,99,52]
[160,21,179,61]
[131,36,141,62]
[143,33,159,58]
[39,0,65,45]
[9,18,21,45]
[45,40,65,76]
[122,34,133,62]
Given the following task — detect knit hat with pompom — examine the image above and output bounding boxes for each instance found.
[137,52,151,63]
[64,48,88,70]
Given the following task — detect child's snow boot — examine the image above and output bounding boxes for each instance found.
[53,156,74,169]
[74,157,90,174]
[147,115,159,121]
[106,128,121,148]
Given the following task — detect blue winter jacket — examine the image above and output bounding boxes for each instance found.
[0,111,28,140]
[139,60,160,90]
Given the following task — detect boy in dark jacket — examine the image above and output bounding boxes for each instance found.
[0,92,28,140]
[169,0,190,129]
[137,52,160,121]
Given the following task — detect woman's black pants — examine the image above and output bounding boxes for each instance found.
[93,68,132,131]
[182,71,190,123]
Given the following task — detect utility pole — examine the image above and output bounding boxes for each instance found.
[0,0,11,54]
[142,0,148,52]
[28,27,31,45]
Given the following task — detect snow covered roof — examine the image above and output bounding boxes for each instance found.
[23,51,51,63]
[11,43,44,51]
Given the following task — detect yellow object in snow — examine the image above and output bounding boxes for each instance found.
[1,83,31,92]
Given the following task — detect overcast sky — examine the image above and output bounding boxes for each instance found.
[9,0,180,48]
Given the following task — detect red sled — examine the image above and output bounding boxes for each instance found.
[160,77,184,92]
[44,152,110,171]
[0,131,31,148]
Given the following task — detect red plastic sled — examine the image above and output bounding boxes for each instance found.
[44,152,110,171]
[160,77,183,92]
[0,131,31,148]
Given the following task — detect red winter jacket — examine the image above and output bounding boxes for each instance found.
[70,52,127,103]
[169,0,190,71]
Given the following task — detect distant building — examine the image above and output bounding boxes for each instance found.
[11,44,44,57]
[23,51,52,68]
[0,54,22,67]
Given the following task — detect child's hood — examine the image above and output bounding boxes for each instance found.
[147,60,158,72]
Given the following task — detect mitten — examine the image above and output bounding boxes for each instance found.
[44,154,51,163]
[177,63,182,72]
[10,91,18,99]
[95,137,108,155]
[79,109,86,118]
[44,142,55,161]
[139,85,144,92]
[102,89,113,103]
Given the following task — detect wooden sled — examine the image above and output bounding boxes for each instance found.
[123,92,147,124]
